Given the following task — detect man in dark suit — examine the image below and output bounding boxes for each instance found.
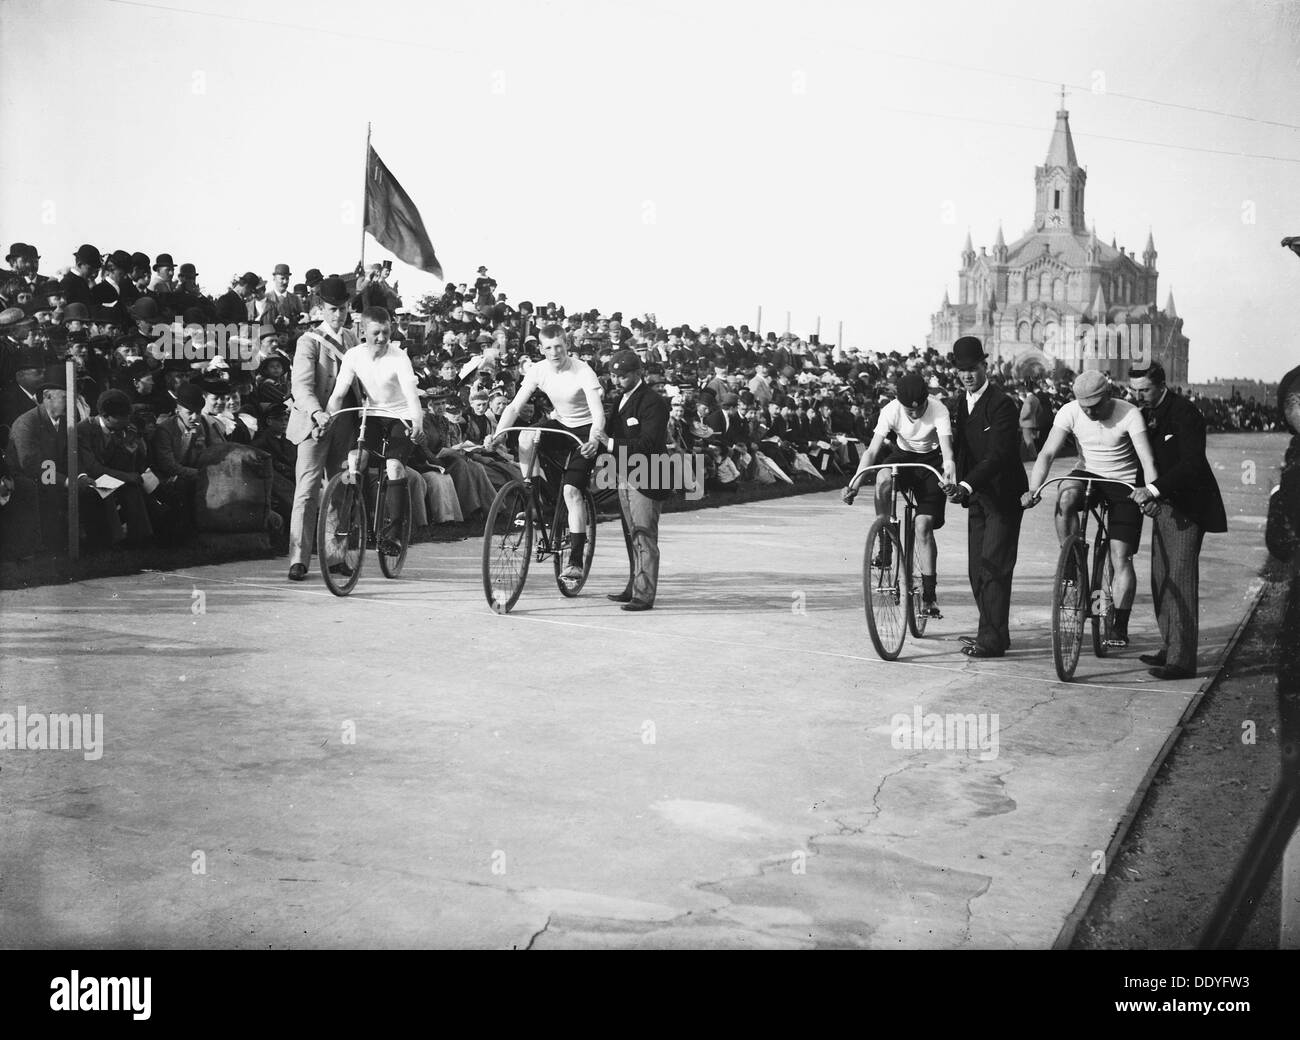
[944,336,1027,657]
[77,389,154,547]
[0,346,44,427]
[59,244,101,309]
[214,272,259,325]
[600,350,672,611]
[1129,362,1228,679]
[6,367,81,551]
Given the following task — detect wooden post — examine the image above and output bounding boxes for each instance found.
[360,122,372,269]
[756,306,762,337]
[785,311,790,335]
[65,359,79,562]
[815,315,821,341]
[837,320,843,351]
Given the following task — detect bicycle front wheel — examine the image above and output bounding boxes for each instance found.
[376,473,413,579]
[864,517,907,660]
[1052,538,1088,681]
[318,472,366,597]
[1091,533,1115,657]
[552,488,597,596]
[482,480,533,613]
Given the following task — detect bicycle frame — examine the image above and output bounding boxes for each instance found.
[854,462,946,526]
[490,425,587,562]
[1032,474,1137,551]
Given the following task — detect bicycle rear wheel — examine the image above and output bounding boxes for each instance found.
[482,480,533,613]
[376,473,413,579]
[864,517,906,660]
[552,488,597,596]
[905,518,929,639]
[318,472,366,597]
[1091,532,1115,657]
[1052,538,1088,681]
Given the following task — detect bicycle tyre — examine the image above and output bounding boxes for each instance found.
[376,472,413,579]
[1052,538,1088,681]
[905,516,929,639]
[482,480,533,613]
[864,517,907,660]
[552,488,597,596]
[1091,531,1115,657]
[318,472,366,597]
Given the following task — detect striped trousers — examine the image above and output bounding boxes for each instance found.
[1150,506,1205,673]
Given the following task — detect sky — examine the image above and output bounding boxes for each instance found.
[2,0,1298,381]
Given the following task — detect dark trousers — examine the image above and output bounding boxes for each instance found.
[1150,506,1205,673]
[0,475,42,559]
[967,495,1023,653]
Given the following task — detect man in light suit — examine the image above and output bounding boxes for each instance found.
[262,263,303,334]
[286,276,357,580]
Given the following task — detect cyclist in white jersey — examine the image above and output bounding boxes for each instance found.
[842,373,956,617]
[489,324,605,582]
[326,307,424,552]
[1023,370,1159,647]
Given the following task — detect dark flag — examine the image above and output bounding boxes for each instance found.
[364,145,443,279]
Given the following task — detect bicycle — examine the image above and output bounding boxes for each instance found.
[851,463,946,660]
[316,405,414,597]
[1029,474,1136,682]
[480,426,597,613]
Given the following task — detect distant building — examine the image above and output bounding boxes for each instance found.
[927,105,1189,385]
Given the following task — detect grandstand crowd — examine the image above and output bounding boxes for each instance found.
[0,239,1284,562]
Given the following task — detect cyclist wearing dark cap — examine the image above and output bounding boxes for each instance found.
[843,372,956,617]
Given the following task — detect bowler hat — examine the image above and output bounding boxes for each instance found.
[74,244,101,265]
[179,263,198,278]
[62,302,90,322]
[130,252,150,271]
[154,253,175,270]
[273,263,291,277]
[305,268,323,286]
[6,242,28,263]
[175,384,206,412]
[15,345,45,371]
[107,249,134,271]
[951,336,987,370]
[316,276,350,307]
[237,271,261,289]
[128,297,161,323]
[38,364,68,394]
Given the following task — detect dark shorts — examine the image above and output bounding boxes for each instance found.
[880,447,947,530]
[535,418,594,490]
[1064,468,1142,549]
[362,416,412,465]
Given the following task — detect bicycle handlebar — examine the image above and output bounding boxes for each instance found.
[328,406,414,433]
[1032,475,1137,497]
[488,425,586,447]
[855,463,947,483]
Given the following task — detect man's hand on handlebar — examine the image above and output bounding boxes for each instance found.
[579,438,600,459]
[1020,491,1040,509]
[841,485,858,505]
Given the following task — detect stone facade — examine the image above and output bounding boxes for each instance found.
[927,106,1189,385]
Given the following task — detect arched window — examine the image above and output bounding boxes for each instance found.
[1040,272,1052,299]
[1053,278,1065,301]
[1018,321,1031,341]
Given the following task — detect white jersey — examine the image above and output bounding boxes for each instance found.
[1053,398,1146,483]
[874,397,952,454]
[338,344,417,422]
[528,357,603,427]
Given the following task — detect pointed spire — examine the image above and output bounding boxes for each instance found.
[963,229,974,252]
[994,223,1006,249]
[1145,228,1155,253]
[1045,106,1079,168]
[1091,283,1107,320]
[1111,234,1117,249]
[1165,289,1177,319]
[942,288,951,308]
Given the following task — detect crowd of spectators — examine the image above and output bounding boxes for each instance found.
[0,238,1279,564]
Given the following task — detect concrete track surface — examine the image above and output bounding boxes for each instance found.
[0,434,1282,949]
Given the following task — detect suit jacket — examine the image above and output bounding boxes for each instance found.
[213,289,248,325]
[0,384,39,428]
[59,271,94,308]
[704,408,747,448]
[286,325,357,445]
[608,381,672,501]
[7,404,70,484]
[76,417,149,480]
[955,382,1027,508]
[150,413,222,479]
[1147,389,1228,533]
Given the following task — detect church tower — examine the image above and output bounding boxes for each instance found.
[1033,97,1087,234]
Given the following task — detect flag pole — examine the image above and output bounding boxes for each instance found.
[360,122,372,272]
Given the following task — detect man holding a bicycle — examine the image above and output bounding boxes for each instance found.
[1022,370,1160,649]
[843,372,956,618]
[325,306,425,555]
[488,324,605,584]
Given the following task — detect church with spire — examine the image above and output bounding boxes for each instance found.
[927,101,1189,385]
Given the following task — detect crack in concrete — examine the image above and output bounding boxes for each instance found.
[523,914,552,950]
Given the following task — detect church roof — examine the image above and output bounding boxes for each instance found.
[995,229,1139,271]
[1044,109,1078,168]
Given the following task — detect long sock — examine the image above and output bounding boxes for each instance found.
[921,574,937,601]
[383,483,405,540]
[569,532,586,567]
[1114,607,1130,636]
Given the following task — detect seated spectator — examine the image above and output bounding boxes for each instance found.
[76,389,154,548]
[252,402,296,536]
